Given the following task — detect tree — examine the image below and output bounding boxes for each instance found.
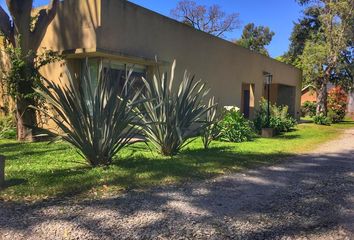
[282,6,322,66]
[235,23,275,56]
[171,0,240,37]
[299,0,353,115]
[0,0,59,141]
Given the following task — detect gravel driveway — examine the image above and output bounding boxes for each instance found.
[1,128,354,240]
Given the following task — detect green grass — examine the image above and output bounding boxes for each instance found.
[1,121,354,202]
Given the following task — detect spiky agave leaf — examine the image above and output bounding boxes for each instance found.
[201,97,218,149]
[33,59,142,167]
[138,60,216,156]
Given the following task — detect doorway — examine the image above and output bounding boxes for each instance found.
[243,89,250,118]
[241,83,255,119]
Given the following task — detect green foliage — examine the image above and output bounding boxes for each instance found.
[216,108,254,143]
[138,61,215,156]
[2,46,61,101]
[33,60,141,167]
[282,6,321,65]
[0,115,16,139]
[201,97,218,149]
[300,39,328,85]
[3,47,37,100]
[235,23,275,56]
[254,99,297,134]
[313,113,331,126]
[283,0,353,113]
[301,101,316,117]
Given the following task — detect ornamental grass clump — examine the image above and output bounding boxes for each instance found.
[34,60,142,167]
[201,97,218,149]
[138,60,216,156]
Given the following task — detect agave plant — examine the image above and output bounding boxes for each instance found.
[139,60,216,156]
[33,60,141,167]
[201,97,218,149]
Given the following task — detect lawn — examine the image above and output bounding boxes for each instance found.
[1,121,353,202]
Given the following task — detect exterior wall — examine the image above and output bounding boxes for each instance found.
[97,0,302,118]
[39,0,101,53]
[0,40,13,116]
[37,0,302,119]
[301,89,317,104]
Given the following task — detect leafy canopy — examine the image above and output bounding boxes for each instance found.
[235,23,275,56]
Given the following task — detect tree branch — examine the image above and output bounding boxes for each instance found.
[0,5,14,45]
[32,0,59,50]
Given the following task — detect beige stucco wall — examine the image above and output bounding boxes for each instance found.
[38,0,302,118]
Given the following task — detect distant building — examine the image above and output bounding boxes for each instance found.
[301,84,354,117]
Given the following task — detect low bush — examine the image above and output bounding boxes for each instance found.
[254,99,297,134]
[216,107,254,143]
[301,101,316,117]
[313,114,331,125]
[0,116,16,139]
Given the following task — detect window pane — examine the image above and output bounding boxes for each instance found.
[88,59,99,92]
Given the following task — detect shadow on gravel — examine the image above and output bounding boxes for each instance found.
[0,150,353,239]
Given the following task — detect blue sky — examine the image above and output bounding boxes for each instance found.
[0,0,304,57]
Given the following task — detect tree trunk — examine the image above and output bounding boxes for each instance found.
[0,155,5,188]
[316,80,328,115]
[16,97,36,141]
[16,56,37,142]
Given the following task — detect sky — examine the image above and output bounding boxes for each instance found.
[0,0,304,58]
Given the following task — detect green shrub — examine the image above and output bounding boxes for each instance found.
[313,114,331,125]
[254,99,297,134]
[34,60,142,167]
[217,108,254,142]
[138,60,215,156]
[0,116,16,139]
[327,109,341,124]
[301,101,316,117]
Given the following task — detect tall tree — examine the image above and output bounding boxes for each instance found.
[0,0,59,141]
[171,0,240,37]
[299,0,353,115]
[235,23,275,56]
[282,6,322,66]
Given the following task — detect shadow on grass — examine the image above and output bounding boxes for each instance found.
[337,120,354,124]
[0,126,314,201]
[273,134,301,140]
[1,150,353,239]
[0,141,69,161]
[0,143,295,201]
[2,178,28,188]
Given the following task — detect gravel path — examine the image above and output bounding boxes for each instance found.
[1,128,354,240]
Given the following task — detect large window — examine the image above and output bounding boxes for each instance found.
[82,58,147,96]
[81,58,147,114]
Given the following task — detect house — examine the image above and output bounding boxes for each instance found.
[2,0,303,120]
[301,84,354,117]
[301,85,317,105]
